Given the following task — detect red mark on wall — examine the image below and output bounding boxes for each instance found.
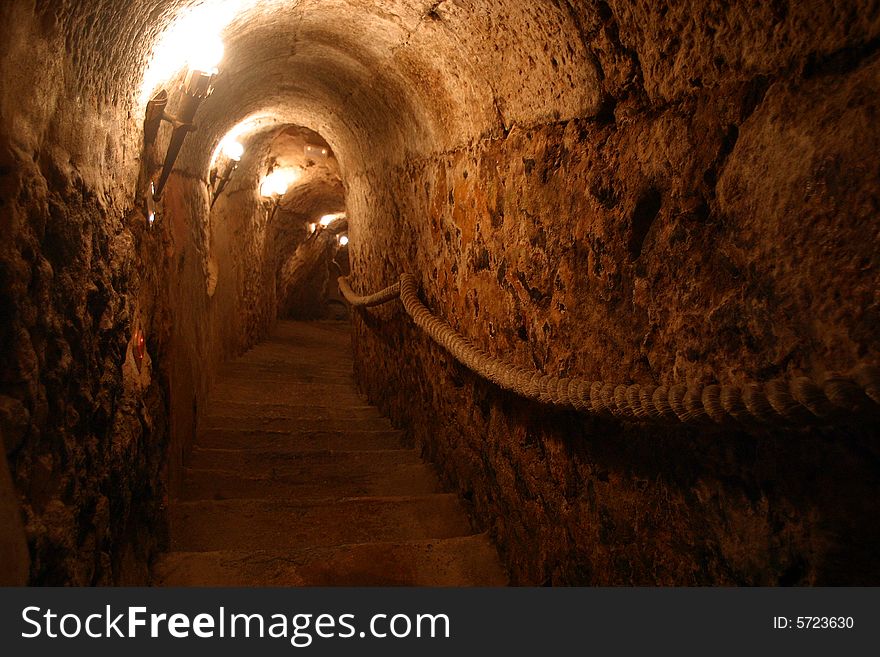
[134,328,146,372]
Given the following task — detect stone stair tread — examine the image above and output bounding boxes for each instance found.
[187,447,422,475]
[170,495,473,552]
[199,418,394,434]
[207,391,368,405]
[215,373,355,384]
[154,535,508,587]
[202,404,381,421]
[182,462,443,501]
[197,427,407,451]
[191,445,416,456]
[233,359,350,367]
[210,384,365,395]
[238,349,349,358]
[219,358,351,367]
[203,402,374,409]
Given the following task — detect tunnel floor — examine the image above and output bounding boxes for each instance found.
[153,321,506,586]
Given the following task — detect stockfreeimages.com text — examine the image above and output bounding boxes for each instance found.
[22,606,451,647]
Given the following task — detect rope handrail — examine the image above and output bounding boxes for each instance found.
[339,274,880,425]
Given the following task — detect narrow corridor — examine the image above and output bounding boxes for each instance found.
[154,321,506,586]
[1,0,878,587]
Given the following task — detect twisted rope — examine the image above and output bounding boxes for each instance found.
[339,274,880,425]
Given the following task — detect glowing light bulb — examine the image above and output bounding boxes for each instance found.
[304,143,331,159]
[259,177,277,198]
[339,235,349,246]
[146,182,157,227]
[260,168,299,198]
[209,114,275,168]
[140,1,249,104]
[319,212,345,226]
[222,139,244,161]
[188,35,224,74]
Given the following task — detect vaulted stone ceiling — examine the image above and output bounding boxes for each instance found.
[19,1,876,183]
[27,0,596,177]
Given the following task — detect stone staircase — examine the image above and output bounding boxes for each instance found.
[153,321,507,586]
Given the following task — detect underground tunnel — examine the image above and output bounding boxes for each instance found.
[0,0,878,586]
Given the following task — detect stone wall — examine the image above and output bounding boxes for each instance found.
[0,0,170,584]
[0,1,282,584]
[349,1,880,584]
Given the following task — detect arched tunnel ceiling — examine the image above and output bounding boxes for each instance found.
[215,121,342,213]
[23,0,880,185]
[128,0,601,177]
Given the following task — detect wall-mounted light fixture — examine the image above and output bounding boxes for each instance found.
[260,168,296,222]
[210,139,244,208]
[145,182,158,227]
[144,38,223,203]
[319,212,346,227]
[304,143,330,159]
[306,212,345,240]
[338,235,349,247]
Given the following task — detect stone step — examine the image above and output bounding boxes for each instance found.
[215,373,355,386]
[217,369,354,380]
[237,344,347,353]
[234,343,349,353]
[211,381,363,393]
[233,356,350,368]
[197,427,407,452]
[208,385,367,406]
[201,403,381,422]
[269,322,350,341]
[182,462,443,501]
[188,447,421,476]
[200,415,393,433]
[169,495,473,552]
[216,361,353,373]
[222,352,350,363]
[237,348,350,362]
[154,535,508,586]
